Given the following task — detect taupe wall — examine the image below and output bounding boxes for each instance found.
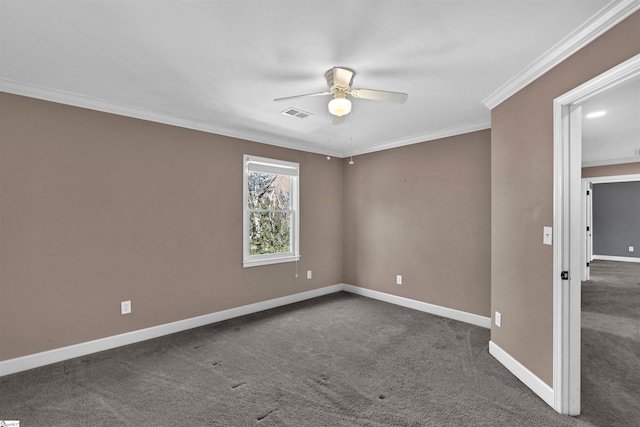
[343,130,491,317]
[491,12,640,386]
[583,162,640,178]
[3,14,636,376]
[0,93,344,361]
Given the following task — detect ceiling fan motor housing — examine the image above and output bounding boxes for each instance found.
[325,67,355,93]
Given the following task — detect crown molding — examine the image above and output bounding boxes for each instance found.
[583,173,640,183]
[349,120,491,157]
[483,0,640,110]
[1,79,490,159]
[0,79,346,158]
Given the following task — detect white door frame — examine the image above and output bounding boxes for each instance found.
[581,180,593,281]
[553,52,640,415]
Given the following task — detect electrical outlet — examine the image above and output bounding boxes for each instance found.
[495,311,502,327]
[629,246,634,253]
[121,300,132,315]
[396,275,402,285]
[307,270,312,279]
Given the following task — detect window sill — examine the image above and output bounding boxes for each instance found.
[243,255,300,268]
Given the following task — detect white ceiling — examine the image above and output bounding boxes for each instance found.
[582,77,640,167]
[1,0,635,158]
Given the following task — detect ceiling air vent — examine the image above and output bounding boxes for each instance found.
[282,107,312,119]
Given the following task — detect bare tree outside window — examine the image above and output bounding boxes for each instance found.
[247,172,292,255]
[243,155,299,268]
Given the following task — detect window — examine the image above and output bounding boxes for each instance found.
[243,155,299,267]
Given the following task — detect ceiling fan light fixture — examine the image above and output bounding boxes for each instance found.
[328,96,351,117]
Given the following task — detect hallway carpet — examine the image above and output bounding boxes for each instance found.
[580,260,640,427]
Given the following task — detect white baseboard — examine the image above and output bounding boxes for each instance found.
[2,283,553,418]
[593,255,640,263]
[0,284,342,377]
[342,284,491,329]
[489,341,554,408]
[1,283,492,376]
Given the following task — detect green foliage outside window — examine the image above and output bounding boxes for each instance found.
[247,172,292,255]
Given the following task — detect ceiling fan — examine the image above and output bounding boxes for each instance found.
[274,67,408,118]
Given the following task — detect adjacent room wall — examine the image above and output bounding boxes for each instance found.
[583,162,640,178]
[491,11,640,387]
[0,93,344,361]
[343,130,491,318]
[592,181,640,259]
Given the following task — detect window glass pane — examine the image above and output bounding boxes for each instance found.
[249,211,292,255]
[247,172,291,210]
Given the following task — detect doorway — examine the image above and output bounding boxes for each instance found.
[553,52,640,415]
[583,175,640,281]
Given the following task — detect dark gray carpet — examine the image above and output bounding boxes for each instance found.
[2,292,595,426]
[580,260,640,427]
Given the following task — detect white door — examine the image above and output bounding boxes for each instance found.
[568,104,582,414]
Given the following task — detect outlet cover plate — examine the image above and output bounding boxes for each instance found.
[121,300,131,315]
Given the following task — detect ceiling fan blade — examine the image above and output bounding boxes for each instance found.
[332,67,355,89]
[350,88,408,103]
[274,91,332,102]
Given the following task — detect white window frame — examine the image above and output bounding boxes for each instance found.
[243,154,299,268]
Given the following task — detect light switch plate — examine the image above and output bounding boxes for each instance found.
[543,226,553,245]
